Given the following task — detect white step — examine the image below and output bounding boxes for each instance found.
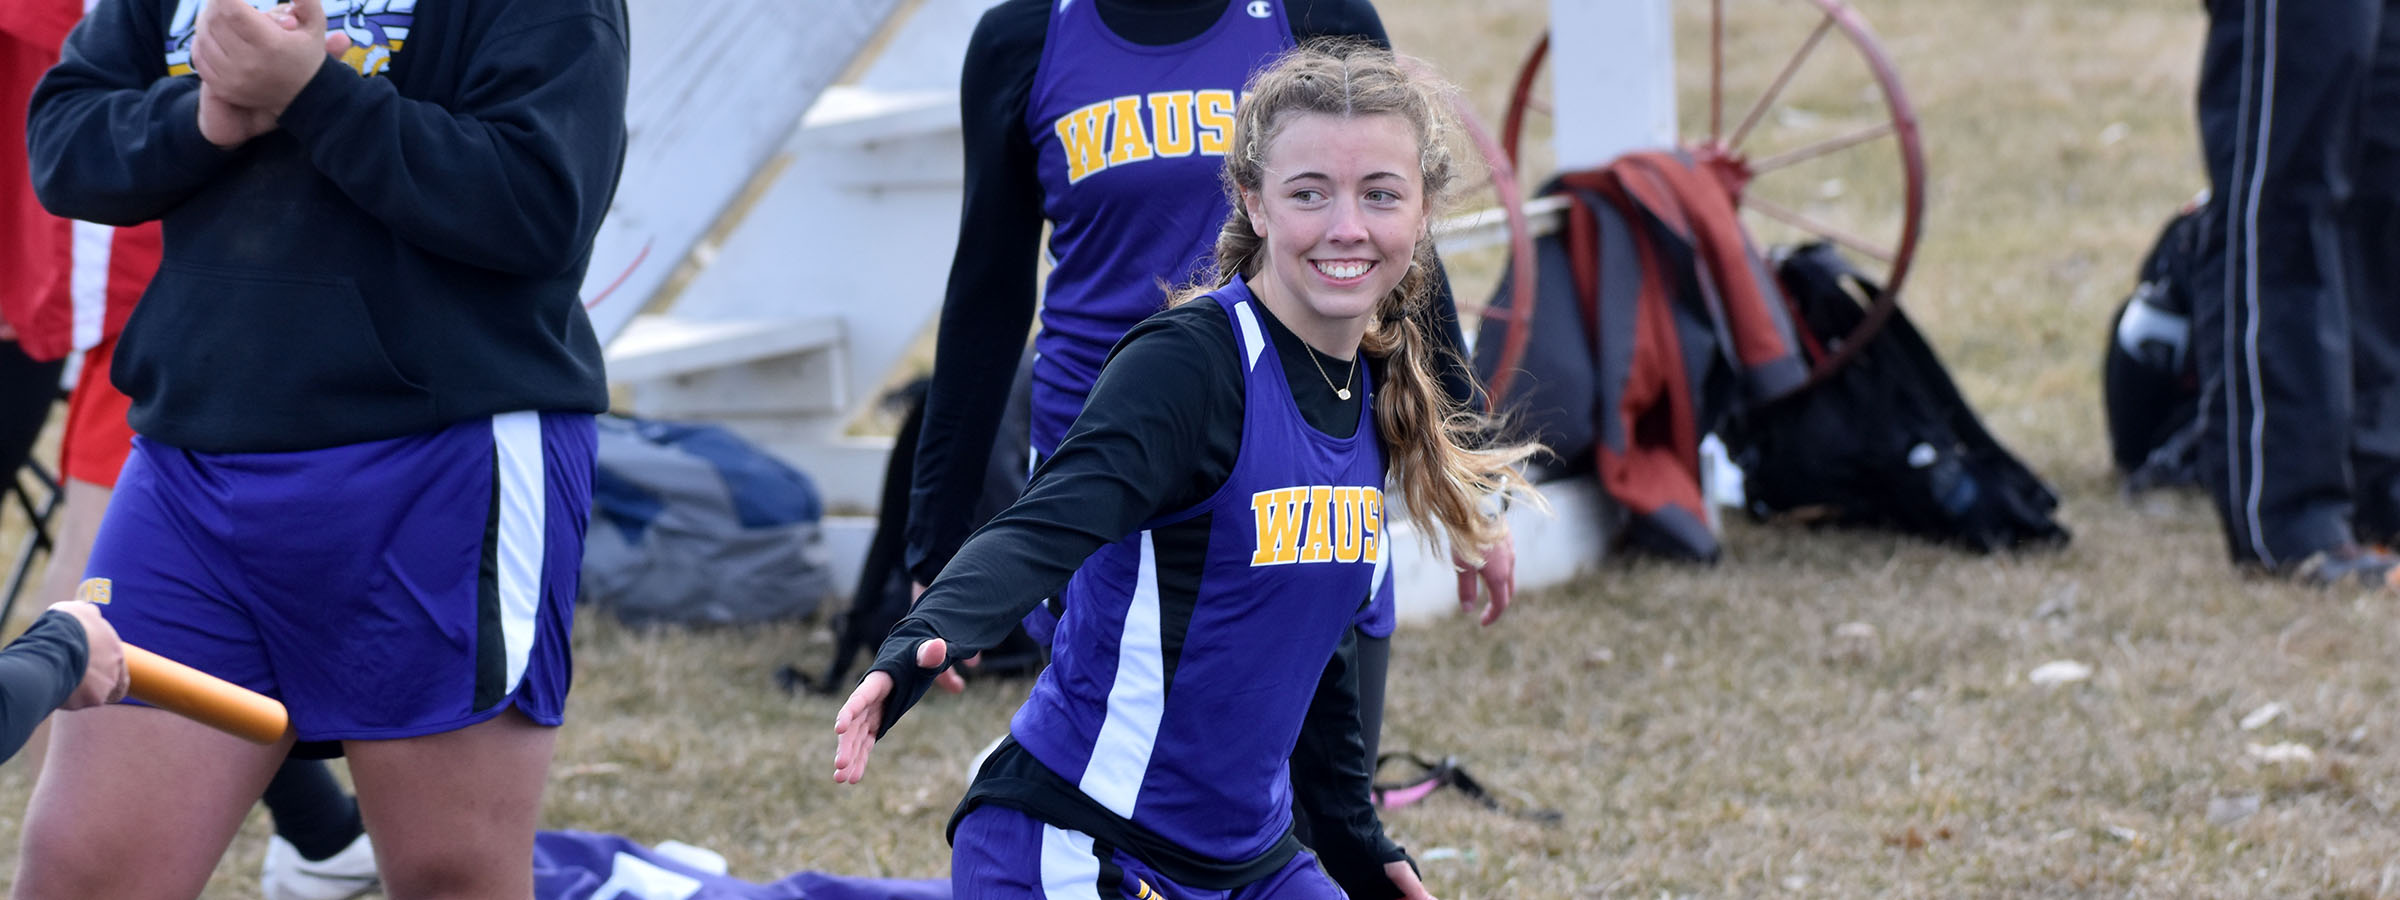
[605,314,845,384]
[797,86,957,148]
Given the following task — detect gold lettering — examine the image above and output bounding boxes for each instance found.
[1147,91,1196,158]
[1332,487,1363,563]
[1362,488,1382,563]
[1195,89,1236,156]
[1056,102,1113,183]
[1301,486,1336,563]
[1251,487,1308,565]
[1107,95,1155,166]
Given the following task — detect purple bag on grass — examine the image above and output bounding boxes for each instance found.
[534,830,949,900]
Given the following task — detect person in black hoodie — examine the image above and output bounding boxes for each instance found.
[17,0,626,896]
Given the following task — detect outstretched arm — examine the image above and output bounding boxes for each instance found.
[836,311,1242,781]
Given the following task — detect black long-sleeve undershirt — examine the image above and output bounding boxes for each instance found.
[903,0,1476,587]
[875,296,1408,894]
[0,611,89,761]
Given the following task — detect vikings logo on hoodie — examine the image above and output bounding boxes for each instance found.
[164,0,413,78]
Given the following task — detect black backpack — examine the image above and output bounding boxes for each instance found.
[2103,205,2205,492]
[1720,243,2069,552]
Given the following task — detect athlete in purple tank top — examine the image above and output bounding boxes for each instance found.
[871,7,1524,891]
[887,0,1494,820]
[837,44,1538,899]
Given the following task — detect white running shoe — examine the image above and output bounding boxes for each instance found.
[260,832,380,900]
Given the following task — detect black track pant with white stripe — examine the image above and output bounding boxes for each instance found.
[2193,0,2400,566]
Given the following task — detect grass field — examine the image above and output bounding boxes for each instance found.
[16,0,2397,896]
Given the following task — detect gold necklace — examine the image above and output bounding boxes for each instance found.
[1305,345,1358,401]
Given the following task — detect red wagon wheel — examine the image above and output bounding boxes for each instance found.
[1500,0,1925,385]
[1442,98,1541,409]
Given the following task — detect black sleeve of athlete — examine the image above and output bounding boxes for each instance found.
[1290,627,1411,897]
[872,310,1242,734]
[0,612,90,761]
[905,0,1050,587]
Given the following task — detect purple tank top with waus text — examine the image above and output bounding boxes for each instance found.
[1025,0,1294,456]
[1010,279,1385,863]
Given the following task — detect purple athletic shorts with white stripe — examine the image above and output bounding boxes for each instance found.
[84,411,594,750]
[951,805,1344,899]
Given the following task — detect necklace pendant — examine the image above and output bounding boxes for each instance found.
[1336,388,1352,401]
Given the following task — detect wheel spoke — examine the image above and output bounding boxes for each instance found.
[1725,13,1836,153]
[1747,120,1897,175]
[1743,195,1895,263]
[1710,0,1724,143]
[1527,94,1553,117]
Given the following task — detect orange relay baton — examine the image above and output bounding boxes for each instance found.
[123,645,290,744]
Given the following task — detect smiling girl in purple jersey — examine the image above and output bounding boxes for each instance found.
[893,7,1514,873]
[837,43,1539,900]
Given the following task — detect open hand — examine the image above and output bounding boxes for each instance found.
[1454,532,1516,626]
[832,637,949,783]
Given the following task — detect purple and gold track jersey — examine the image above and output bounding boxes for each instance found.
[1011,278,1383,863]
[1024,0,1293,458]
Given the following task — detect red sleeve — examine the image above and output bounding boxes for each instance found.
[0,25,73,358]
[0,0,162,357]
[0,0,82,50]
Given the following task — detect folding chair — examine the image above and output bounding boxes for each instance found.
[2,457,61,625]
[0,341,69,627]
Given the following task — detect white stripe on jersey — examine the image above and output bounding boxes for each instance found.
[492,411,547,693]
[1038,824,1105,900]
[1371,527,1392,597]
[69,220,112,353]
[1077,531,1167,818]
[1230,299,1266,371]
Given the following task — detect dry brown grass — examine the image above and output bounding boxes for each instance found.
[14,0,2394,896]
